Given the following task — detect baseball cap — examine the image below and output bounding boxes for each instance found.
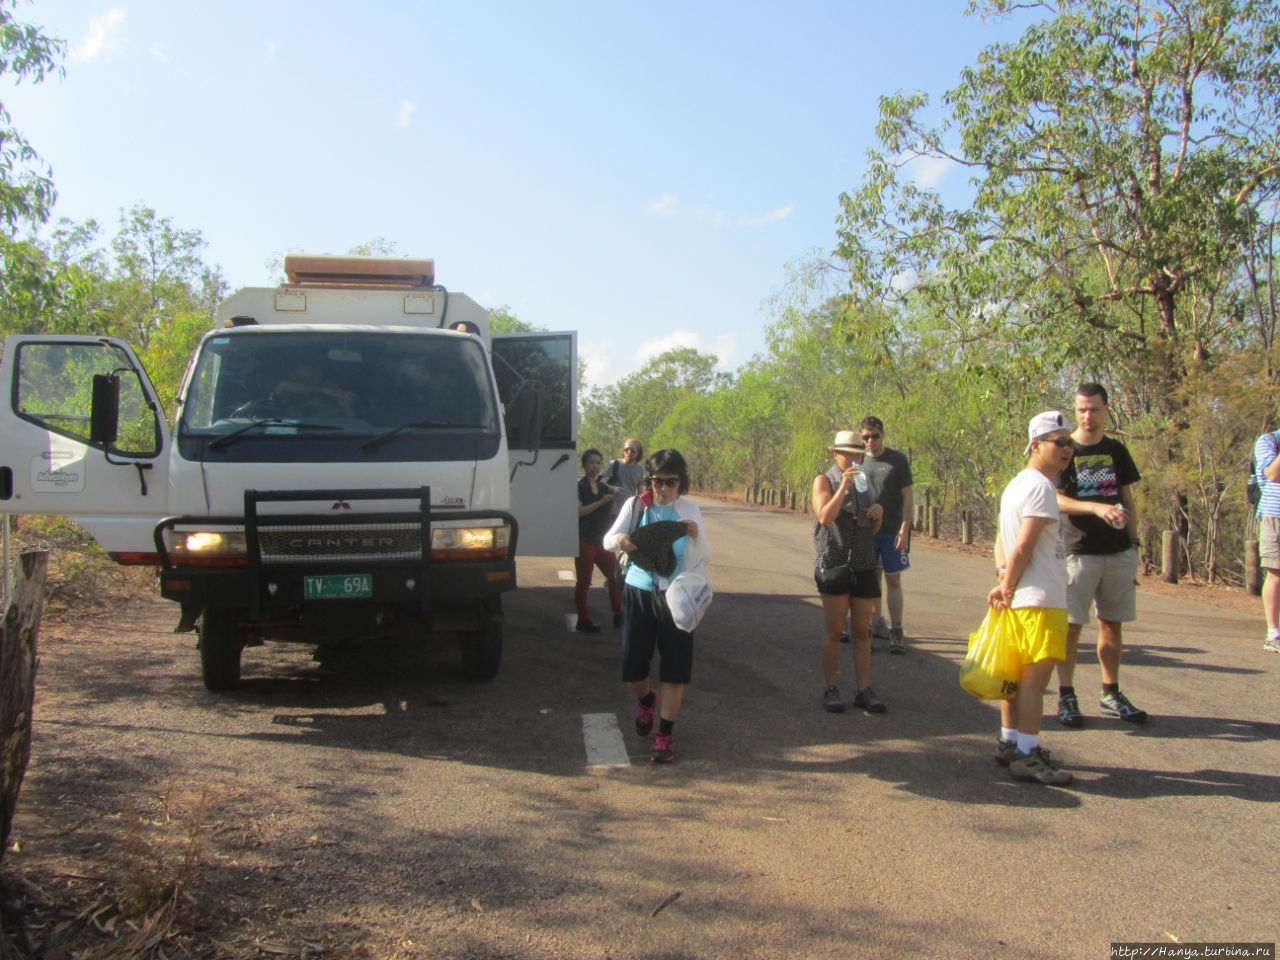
[1024,410,1069,455]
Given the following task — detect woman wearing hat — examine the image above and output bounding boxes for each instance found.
[812,431,885,714]
[604,449,710,763]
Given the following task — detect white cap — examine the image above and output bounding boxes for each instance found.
[1024,410,1069,455]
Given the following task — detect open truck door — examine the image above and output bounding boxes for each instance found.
[492,331,577,558]
[0,336,170,558]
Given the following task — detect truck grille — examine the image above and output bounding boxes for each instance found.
[257,522,421,564]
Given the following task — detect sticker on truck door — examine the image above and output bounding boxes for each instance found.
[31,448,85,492]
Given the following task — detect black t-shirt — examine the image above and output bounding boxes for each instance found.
[578,477,616,546]
[1056,435,1141,555]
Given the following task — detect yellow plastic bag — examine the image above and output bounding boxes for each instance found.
[959,607,1021,701]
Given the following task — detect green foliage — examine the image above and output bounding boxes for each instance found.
[0,1,65,326]
[489,306,540,333]
[823,0,1280,578]
[580,347,729,474]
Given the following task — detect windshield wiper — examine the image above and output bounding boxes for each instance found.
[207,418,341,451]
[361,419,482,453]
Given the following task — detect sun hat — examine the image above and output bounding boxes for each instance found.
[828,430,866,455]
[1023,410,1069,455]
[627,521,689,577]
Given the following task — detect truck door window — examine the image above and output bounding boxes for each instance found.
[14,340,160,456]
[493,334,574,449]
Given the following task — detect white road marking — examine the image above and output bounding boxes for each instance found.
[557,569,575,581]
[582,712,630,768]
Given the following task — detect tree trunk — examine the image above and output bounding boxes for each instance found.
[0,550,48,862]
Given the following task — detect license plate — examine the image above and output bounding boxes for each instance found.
[303,574,373,600]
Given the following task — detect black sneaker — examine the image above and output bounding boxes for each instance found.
[575,619,601,633]
[1098,689,1147,723]
[1057,692,1084,727]
[852,687,886,714]
[839,630,850,644]
[822,686,845,713]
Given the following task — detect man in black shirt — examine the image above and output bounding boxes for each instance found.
[1054,384,1146,726]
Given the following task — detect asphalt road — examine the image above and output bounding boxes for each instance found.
[19,496,1279,958]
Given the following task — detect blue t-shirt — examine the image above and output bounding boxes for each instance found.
[624,502,689,591]
[1255,432,1280,519]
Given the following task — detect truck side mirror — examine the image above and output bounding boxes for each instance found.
[90,373,121,447]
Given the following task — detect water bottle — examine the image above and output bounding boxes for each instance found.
[854,470,869,494]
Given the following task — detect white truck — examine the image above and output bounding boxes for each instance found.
[0,254,578,690]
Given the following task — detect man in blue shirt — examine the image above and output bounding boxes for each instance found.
[1253,427,1280,653]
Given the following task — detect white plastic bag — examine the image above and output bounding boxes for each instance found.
[667,571,712,632]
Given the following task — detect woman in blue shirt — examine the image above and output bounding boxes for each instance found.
[604,449,710,763]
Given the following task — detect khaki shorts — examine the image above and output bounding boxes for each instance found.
[1066,549,1139,625]
[1259,516,1280,569]
[1005,607,1068,665]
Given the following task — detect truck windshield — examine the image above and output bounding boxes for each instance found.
[180,330,500,441]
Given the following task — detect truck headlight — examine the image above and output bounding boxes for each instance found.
[431,524,510,560]
[165,530,249,566]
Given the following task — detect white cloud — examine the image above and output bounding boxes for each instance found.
[647,194,679,217]
[651,196,792,230]
[904,153,952,189]
[739,203,794,227]
[396,99,415,129]
[149,42,170,65]
[580,329,738,392]
[71,9,126,63]
[691,204,726,229]
[636,330,700,367]
[712,332,737,368]
[888,267,919,293]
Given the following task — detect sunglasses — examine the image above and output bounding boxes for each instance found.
[861,433,882,441]
[1040,437,1074,449]
[649,476,680,489]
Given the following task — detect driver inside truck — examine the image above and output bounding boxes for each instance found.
[273,359,356,418]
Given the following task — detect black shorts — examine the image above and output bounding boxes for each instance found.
[814,566,881,599]
[620,585,694,685]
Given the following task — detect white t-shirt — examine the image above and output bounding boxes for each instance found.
[998,468,1067,610]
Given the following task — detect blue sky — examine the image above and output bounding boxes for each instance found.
[7,1,1025,389]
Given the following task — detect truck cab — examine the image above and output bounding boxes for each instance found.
[0,255,577,689]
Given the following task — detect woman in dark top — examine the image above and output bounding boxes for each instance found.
[575,448,623,632]
[812,431,885,714]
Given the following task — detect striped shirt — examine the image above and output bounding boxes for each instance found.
[1255,432,1280,518]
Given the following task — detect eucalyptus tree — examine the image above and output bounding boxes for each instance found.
[0,0,64,330]
[836,0,1280,573]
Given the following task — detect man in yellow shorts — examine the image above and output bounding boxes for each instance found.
[988,411,1077,786]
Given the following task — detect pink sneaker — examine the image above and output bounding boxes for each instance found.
[650,732,674,763]
[635,692,659,737]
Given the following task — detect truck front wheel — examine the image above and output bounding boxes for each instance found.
[199,607,243,691]
[459,596,503,681]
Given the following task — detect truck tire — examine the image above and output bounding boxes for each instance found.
[199,607,243,691]
[459,596,503,681]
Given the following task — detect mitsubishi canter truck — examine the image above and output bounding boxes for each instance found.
[0,254,578,690]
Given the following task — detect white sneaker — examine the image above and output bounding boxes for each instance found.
[1264,636,1280,654]
[870,615,891,641]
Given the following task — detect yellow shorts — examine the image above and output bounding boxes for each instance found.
[1005,607,1068,665]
